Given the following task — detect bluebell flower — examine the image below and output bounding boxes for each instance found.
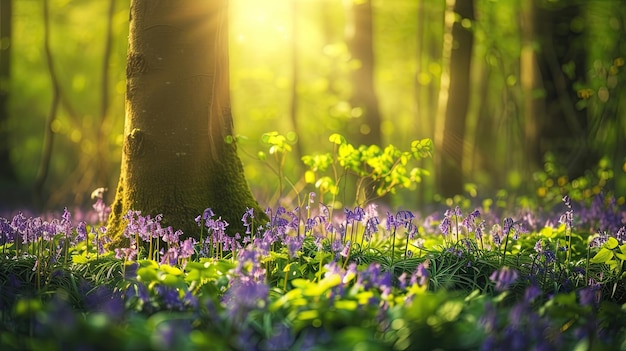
[616,226,625,244]
[0,217,14,245]
[223,277,269,323]
[160,247,179,266]
[285,235,303,258]
[262,323,295,350]
[534,239,543,253]
[340,240,351,257]
[180,237,196,259]
[241,207,254,234]
[410,260,430,287]
[490,266,519,291]
[75,221,87,244]
[439,216,451,236]
[503,217,514,236]
[491,224,502,246]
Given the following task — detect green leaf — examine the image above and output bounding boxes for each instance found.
[137,267,158,282]
[606,237,619,250]
[334,299,358,311]
[614,252,626,261]
[590,247,614,264]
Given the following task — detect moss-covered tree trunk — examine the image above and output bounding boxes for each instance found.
[108,0,265,246]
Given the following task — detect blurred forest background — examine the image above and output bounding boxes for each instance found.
[0,0,625,213]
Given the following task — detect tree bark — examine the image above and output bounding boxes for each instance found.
[533,0,591,178]
[0,0,15,184]
[434,0,474,198]
[346,0,382,147]
[108,0,265,246]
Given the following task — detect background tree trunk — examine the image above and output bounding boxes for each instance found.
[0,0,15,184]
[434,0,475,198]
[346,0,382,147]
[108,0,265,245]
[533,0,591,179]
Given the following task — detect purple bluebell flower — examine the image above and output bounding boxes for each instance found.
[0,217,13,245]
[284,235,303,258]
[114,246,137,261]
[503,217,514,236]
[490,266,519,291]
[524,285,542,303]
[440,216,451,236]
[589,230,609,248]
[410,261,430,287]
[180,237,196,259]
[579,285,601,308]
[223,277,269,323]
[385,211,396,232]
[241,207,254,234]
[340,240,351,257]
[616,226,625,244]
[75,221,87,244]
[491,224,502,246]
[154,285,184,310]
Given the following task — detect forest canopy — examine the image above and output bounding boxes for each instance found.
[1,0,624,212]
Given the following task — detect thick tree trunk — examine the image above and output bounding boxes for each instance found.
[434,0,474,198]
[108,0,265,246]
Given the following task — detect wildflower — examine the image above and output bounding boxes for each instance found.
[114,246,137,261]
[180,237,196,259]
[92,194,111,223]
[363,216,380,241]
[345,206,364,223]
[579,285,601,308]
[340,240,351,257]
[161,226,181,245]
[241,207,254,234]
[589,230,608,248]
[503,217,514,236]
[284,235,303,258]
[491,224,502,246]
[154,284,184,310]
[385,211,396,232]
[410,260,430,287]
[523,285,542,303]
[533,240,543,253]
[462,209,480,232]
[0,217,13,245]
[223,277,269,323]
[440,216,451,236]
[616,226,625,244]
[75,221,87,244]
[542,249,556,264]
[490,266,519,291]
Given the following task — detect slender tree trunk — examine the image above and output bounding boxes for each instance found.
[34,0,61,208]
[0,0,15,184]
[346,0,381,147]
[96,0,116,188]
[289,0,303,163]
[520,0,543,180]
[434,0,474,198]
[108,0,265,245]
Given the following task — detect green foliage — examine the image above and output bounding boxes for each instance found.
[302,133,432,206]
